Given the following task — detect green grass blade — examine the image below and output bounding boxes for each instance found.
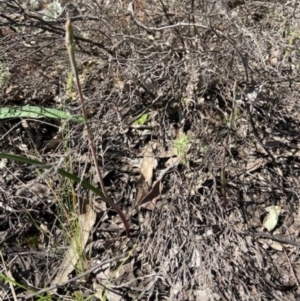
[0,153,106,200]
[0,105,83,122]
[57,169,107,200]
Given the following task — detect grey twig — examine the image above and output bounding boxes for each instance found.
[128,1,249,82]
[242,231,300,248]
[23,253,129,300]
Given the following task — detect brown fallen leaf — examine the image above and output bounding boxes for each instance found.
[138,141,177,159]
[133,143,155,208]
[263,205,281,232]
[138,179,162,211]
[135,159,180,211]
[51,202,96,287]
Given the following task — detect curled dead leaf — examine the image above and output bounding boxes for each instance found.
[263,206,281,232]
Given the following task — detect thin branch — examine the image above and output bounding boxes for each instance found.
[128,2,249,82]
[24,253,129,300]
[221,80,238,208]
[242,231,300,248]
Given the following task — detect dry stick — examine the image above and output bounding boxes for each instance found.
[128,4,250,207]
[243,231,300,248]
[23,253,129,300]
[4,3,116,57]
[221,80,238,208]
[284,248,299,286]
[245,103,276,162]
[65,19,130,237]
[157,0,185,47]
[127,2,249,83]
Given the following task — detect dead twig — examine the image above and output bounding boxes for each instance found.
[128,1,249,82]
[245,100,276,162]
[23,253,130,300]
[242,231,300,248]
[221,80,238,208]
[284,248,299,286]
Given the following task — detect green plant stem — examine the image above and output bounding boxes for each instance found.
[65,19,130,237]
